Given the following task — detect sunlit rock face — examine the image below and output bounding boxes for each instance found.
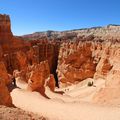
[27,61,55,96]
[27,41,60,74]
[93,42,112,80]
[0,14,12,51]
[93,44,120,104]
[47,74,56,92]
[0,14,60,77]
[15,51,28,70]
[57,39,120,88]
[2,13,120,106]
[57,41,98,87]
[0,14,30,52]
[0,14,57,106]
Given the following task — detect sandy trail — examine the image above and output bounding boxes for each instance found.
[11,78,120,120]
[55,78,105,102]
[11,87,120,120]
[15,77,28,89]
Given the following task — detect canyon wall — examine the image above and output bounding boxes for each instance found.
[93,43,120,104]
[57,40,98,87]
[1,14,120,105]
[0,14,60,76]
[0,14,59,106]
[56,39,118,88]
[57,39,120,104]
[0,14,30,52]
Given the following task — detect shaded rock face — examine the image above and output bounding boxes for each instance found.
[13,60,56,96]
[0,14,30,74]
[15,51,28,70]
[0,61,12,106]
[27,42,60,74]
[0,61,12,85]
[0,79,12,107]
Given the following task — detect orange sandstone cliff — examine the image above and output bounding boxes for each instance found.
[1,14,120,106]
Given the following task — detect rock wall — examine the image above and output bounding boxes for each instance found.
[93,43,120,104]
[0,14,59,106]
[57,40,118,87]
[0,14,30,52]
[0,61,12,106]
[0,14,60,79]
[57,39,120,104]
[27,61,50,94]
[28,41,60,74]
[1,13,120,105]
[57,41,97,87]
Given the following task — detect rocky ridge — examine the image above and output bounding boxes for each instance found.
[22,24,120,41]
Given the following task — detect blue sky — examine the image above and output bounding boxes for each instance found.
[0,0,120,35]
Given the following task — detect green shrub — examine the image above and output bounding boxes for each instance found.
[87,81,93,87]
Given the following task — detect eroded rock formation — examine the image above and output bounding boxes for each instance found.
[57,41,98,87]
[0,14,59,106]
[0,14,30,52]
[2,13,120,106]
[0,61,12,106]
[57,40,120,88]
[27,60,55,96]
[0,14,60,84]
[0,61,12,85]
[0,79,12,107]
[93,44,120,104]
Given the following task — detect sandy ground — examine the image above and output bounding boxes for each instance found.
[0,105,46,120]
[10,78,120,120]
